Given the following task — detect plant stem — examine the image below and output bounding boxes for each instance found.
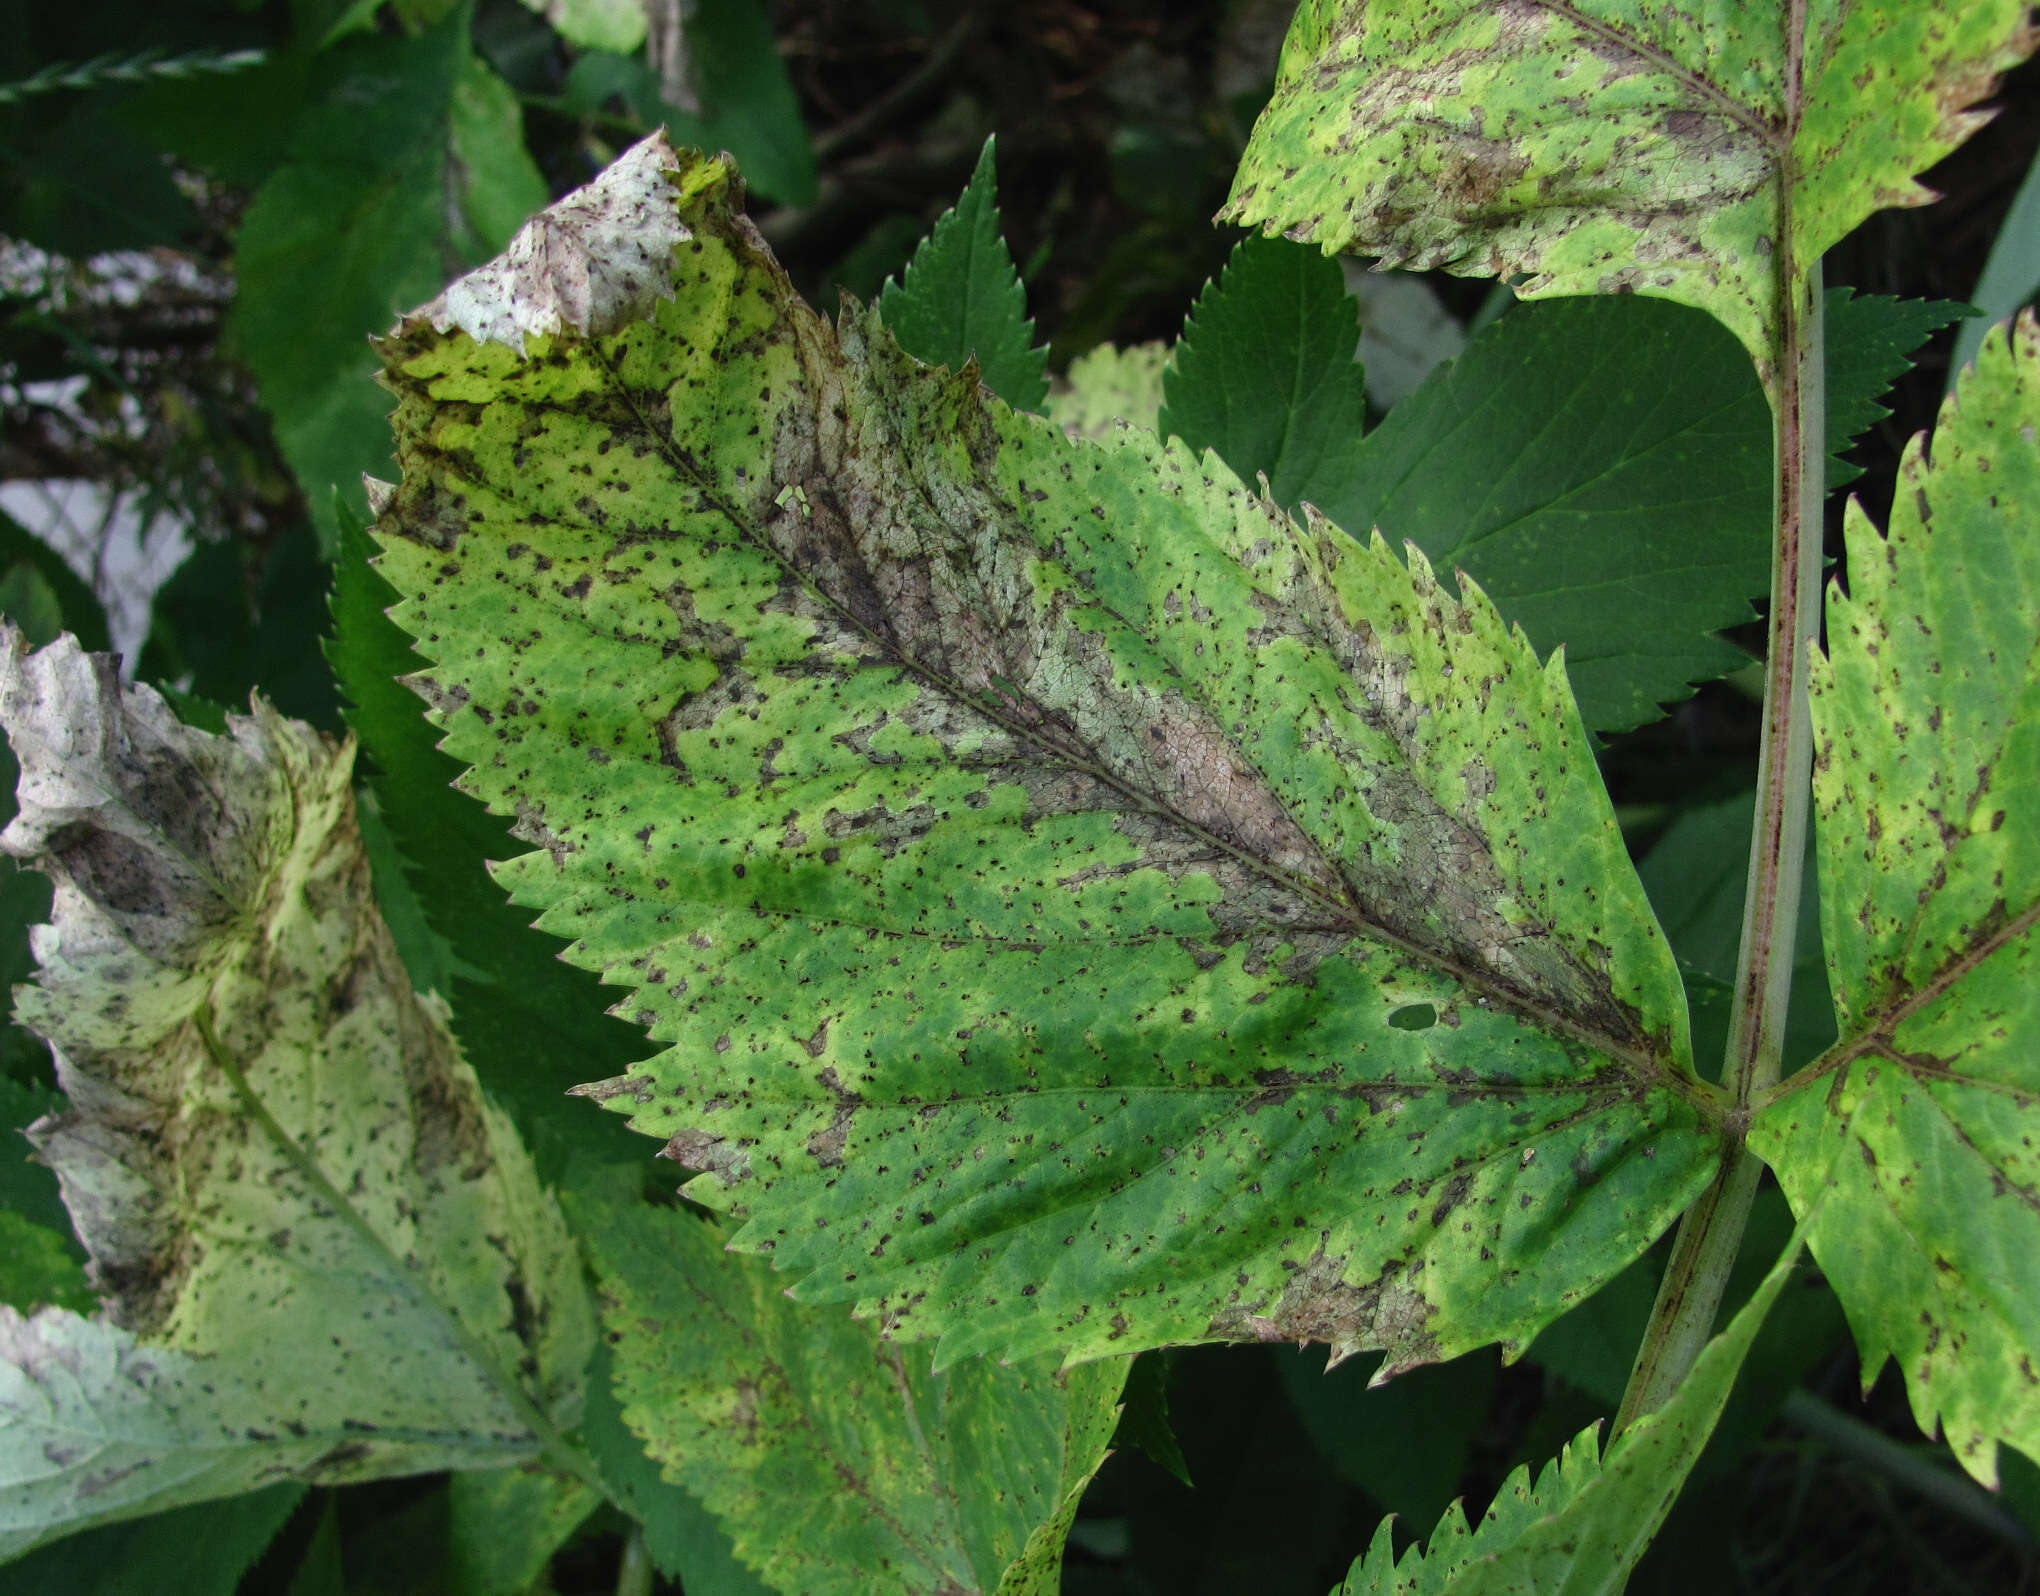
[615,1526,655,1596]
[1614,253,1827,1435]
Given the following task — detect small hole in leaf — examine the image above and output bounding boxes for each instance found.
[1387,1003,1437,1032]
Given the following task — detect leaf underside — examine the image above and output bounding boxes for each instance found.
[581,1189,1124,1596]
[0,634,590,1559]
[1750,316,2040,1484]
[372,136,1719,1376]
[1223,0,2035,373]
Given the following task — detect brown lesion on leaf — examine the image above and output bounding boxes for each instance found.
[1205,1246,1439,1372]
[510,799,574,867]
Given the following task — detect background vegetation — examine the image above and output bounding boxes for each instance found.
[2,2,2038,1591]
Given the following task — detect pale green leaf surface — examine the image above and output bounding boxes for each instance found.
[582,1332,772,1592]
[878,136,1049,412]
[1332,1234,1799,1595]
[1159,233,1367,516]
[1223,0,2035,373]
[447,1466,600,1596]
[0,1482,303,1592]
[372,138,1719,1376]
[1047,342,1168,441]
[0,633,592,1558]
[579,1191,1123,1596]
[523,0,646,53]
[1750,315,2040,1484]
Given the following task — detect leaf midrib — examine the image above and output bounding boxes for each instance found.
[463,330,1698,1103]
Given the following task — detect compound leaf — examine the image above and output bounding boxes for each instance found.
[1330,1233,1798,1595]
[1749,315,2040,1484]
[580,1189,1125,1596]
[1159,233,1368,517]
[877,136,1049,413]
[1223,0,2035,376]
[0,633,592,1560]
[371,137,1720,1375]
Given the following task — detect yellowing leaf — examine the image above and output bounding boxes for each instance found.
[0,633,592,1559]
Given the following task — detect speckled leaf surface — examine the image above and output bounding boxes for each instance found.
[1331,1234,1798,1595]
[580,1191,1123,1596]
[0,633,591,1559]
[1222,0,2035,374]
[372,136,1720,1375]
[1749,317,2040,1485]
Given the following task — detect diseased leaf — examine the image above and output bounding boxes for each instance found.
[878,136,1049,413]
[1159,233,1367,517]
[330,474,646,1180]
[0,633,593,1559]
[1223,0,2035,376]
[1330,1234,1800,1595]
[1748,315,2040,1485]
[1047,342,1168,441]
[372,137,1721,1375]
[581,1332,773,1593]
[577,1189,1126,1596]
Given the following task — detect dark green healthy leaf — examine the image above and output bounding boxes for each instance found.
[1277,1346,1495,1535]
[1159,233,1367,516]
[328,495,645,1178]
[1637,792,1834,1079]
[231,12,544,547]
[878,136,1049,412]
[582,1333,773,1593]
[1266,291,1964,734]
[1224,0,2035,377]
[1952,140,2040,381]
[1824,290,1972,486]
[0,1483,304,1593]
[0,634,592,1557]
[1330,1235,1801,1595]
[446,1466,600,1596]
[1115,1351,1192,1488]
[1750,316,2040,1485]
[578,1189,1126,1596]
[372,138,1720,1374]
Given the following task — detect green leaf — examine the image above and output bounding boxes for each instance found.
[1046,341,1168,441]
[1214,289,1967,735]
[1636,792,1833,1078]
[1749,315,2040,1485]
[449,53,549,261]
[521,0,644,53]
[1223,0,2036,377]
[328,483,646,1180]
[1330,1232,1801,1595]
[447,1466,600,1596]
[661,0,815,209]
[0,633,593,1559]
[1824,289,1973,487]
[1953,140,2040,381]
[1159,233,1367,517]
[231,11,530,548]
[0,1483,304,1592]
[372,137,1720,1373]
[878,136,1049,412]
[581,1332,773,1592]
[1278,1347,1496,1535]
[577,1189,1127,1596]
[1114,1351,1192,1488]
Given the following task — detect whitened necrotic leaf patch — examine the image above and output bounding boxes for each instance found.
[0,633,590,1559]
[371,136,1722,1373]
